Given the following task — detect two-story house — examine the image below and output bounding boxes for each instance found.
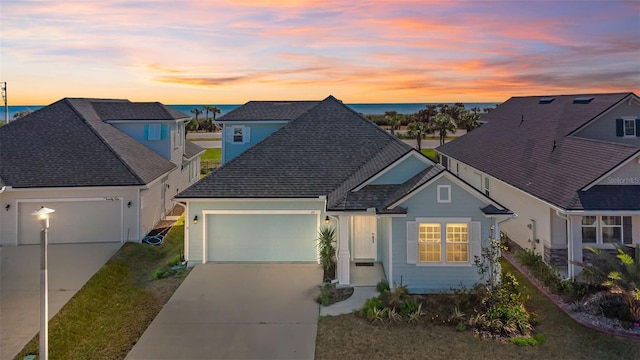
[0,98,204,246]
[437,92,640,277]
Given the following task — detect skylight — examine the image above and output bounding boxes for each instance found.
[573,97,594,104]
[539,97,555,104]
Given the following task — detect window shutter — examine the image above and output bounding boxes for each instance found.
[470,221,482,260]
[616,118,624,137]
[406,221,417,264]
[161,124,168,140]
[225,126,233,142]
[636,119,640,137]
[144,125,149,140]
[243,126,251,144]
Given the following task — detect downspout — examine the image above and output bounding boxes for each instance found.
[555,210,572,279]
[136,188,142,242]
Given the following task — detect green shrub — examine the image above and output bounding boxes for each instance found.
[508,333,545,346]
[152,268,169,280]
[376,279,390,294]
[360,297,384,319]
[317,283,334,306]
[386,284,408,308]
[399,298,419,319]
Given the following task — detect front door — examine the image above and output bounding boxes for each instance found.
[353,216,377,260]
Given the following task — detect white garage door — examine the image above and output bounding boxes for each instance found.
[206,213,318,262]
[18,199,122,245]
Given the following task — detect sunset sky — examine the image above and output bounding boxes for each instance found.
[1,0,639,105]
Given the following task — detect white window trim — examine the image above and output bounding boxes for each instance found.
[581,215,630,245]
[623,117,636,137]
[437,185,451,203]
[483,176,490,197]
[414,217,474,267]
[175,123,183,149]
[232,126,244,144]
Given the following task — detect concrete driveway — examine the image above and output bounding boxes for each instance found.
[126,263,323,360]
[0,242,122,360]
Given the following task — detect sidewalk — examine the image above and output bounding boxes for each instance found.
[320,286,377,316]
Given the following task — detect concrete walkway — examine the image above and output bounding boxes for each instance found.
[320,286,378,316]
[0,242,122,360]
[126,263,322,360]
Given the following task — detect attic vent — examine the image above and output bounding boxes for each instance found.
[573,97,594,104]
[539,97,555,104]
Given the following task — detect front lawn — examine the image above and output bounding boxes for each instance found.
[315,260,640,360]
[15,218,189,360]
[200,148,220,162]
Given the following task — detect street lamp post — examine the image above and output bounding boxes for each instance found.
[33,206,55,360]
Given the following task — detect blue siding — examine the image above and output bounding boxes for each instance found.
[370,155,430,185]
[223,123,287,163]
[391,176,492,293]
[113,122,172,159]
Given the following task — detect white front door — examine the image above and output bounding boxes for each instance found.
[353,216,377,259]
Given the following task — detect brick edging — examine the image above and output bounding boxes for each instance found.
[502,252,640,340]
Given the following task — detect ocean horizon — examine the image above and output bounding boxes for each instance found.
[3,102,499,122]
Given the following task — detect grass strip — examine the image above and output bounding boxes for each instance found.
[15,218,189,360]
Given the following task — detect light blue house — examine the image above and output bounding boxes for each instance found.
[176,96,514,293]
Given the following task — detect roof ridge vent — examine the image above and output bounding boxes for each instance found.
[539,97,555,104]
[573,97,594,104]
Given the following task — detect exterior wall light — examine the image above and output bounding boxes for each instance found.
[325,216,330,224]
[127,201,132,208]
[193,215,198,224]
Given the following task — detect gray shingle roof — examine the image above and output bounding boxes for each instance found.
[437,93,639,210]
[184,141,205,160]
[92,101,189,121]
[218,100,320,121]
[177,96,413,199]
[575,186,640,211]
[0,98,177,188]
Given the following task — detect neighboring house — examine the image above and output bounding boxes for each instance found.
[176,96,513,293]
[0,98,204,246]
[437,92,640,277]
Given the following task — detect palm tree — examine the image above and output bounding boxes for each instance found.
[430,113,456,145]
[406,121,430,151]
[190,108,203,121]
[457,110,480,132]
[384,111,401,136]
[210,106,221,131]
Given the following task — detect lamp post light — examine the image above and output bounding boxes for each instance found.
[33,206,54,360]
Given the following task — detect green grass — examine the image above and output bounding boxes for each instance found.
[315,259,640,360]
[421,148,439,162]
[15,218,189,360]
[200,148,221,162]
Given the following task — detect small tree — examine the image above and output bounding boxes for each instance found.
[317,226,337,282]
[384,111,401,136]
[474,234,505,291]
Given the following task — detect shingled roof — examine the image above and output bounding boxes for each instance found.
[218,100,320,121]
[437,93,639,210]
[0,98,181,188]
[177,96,413,199]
